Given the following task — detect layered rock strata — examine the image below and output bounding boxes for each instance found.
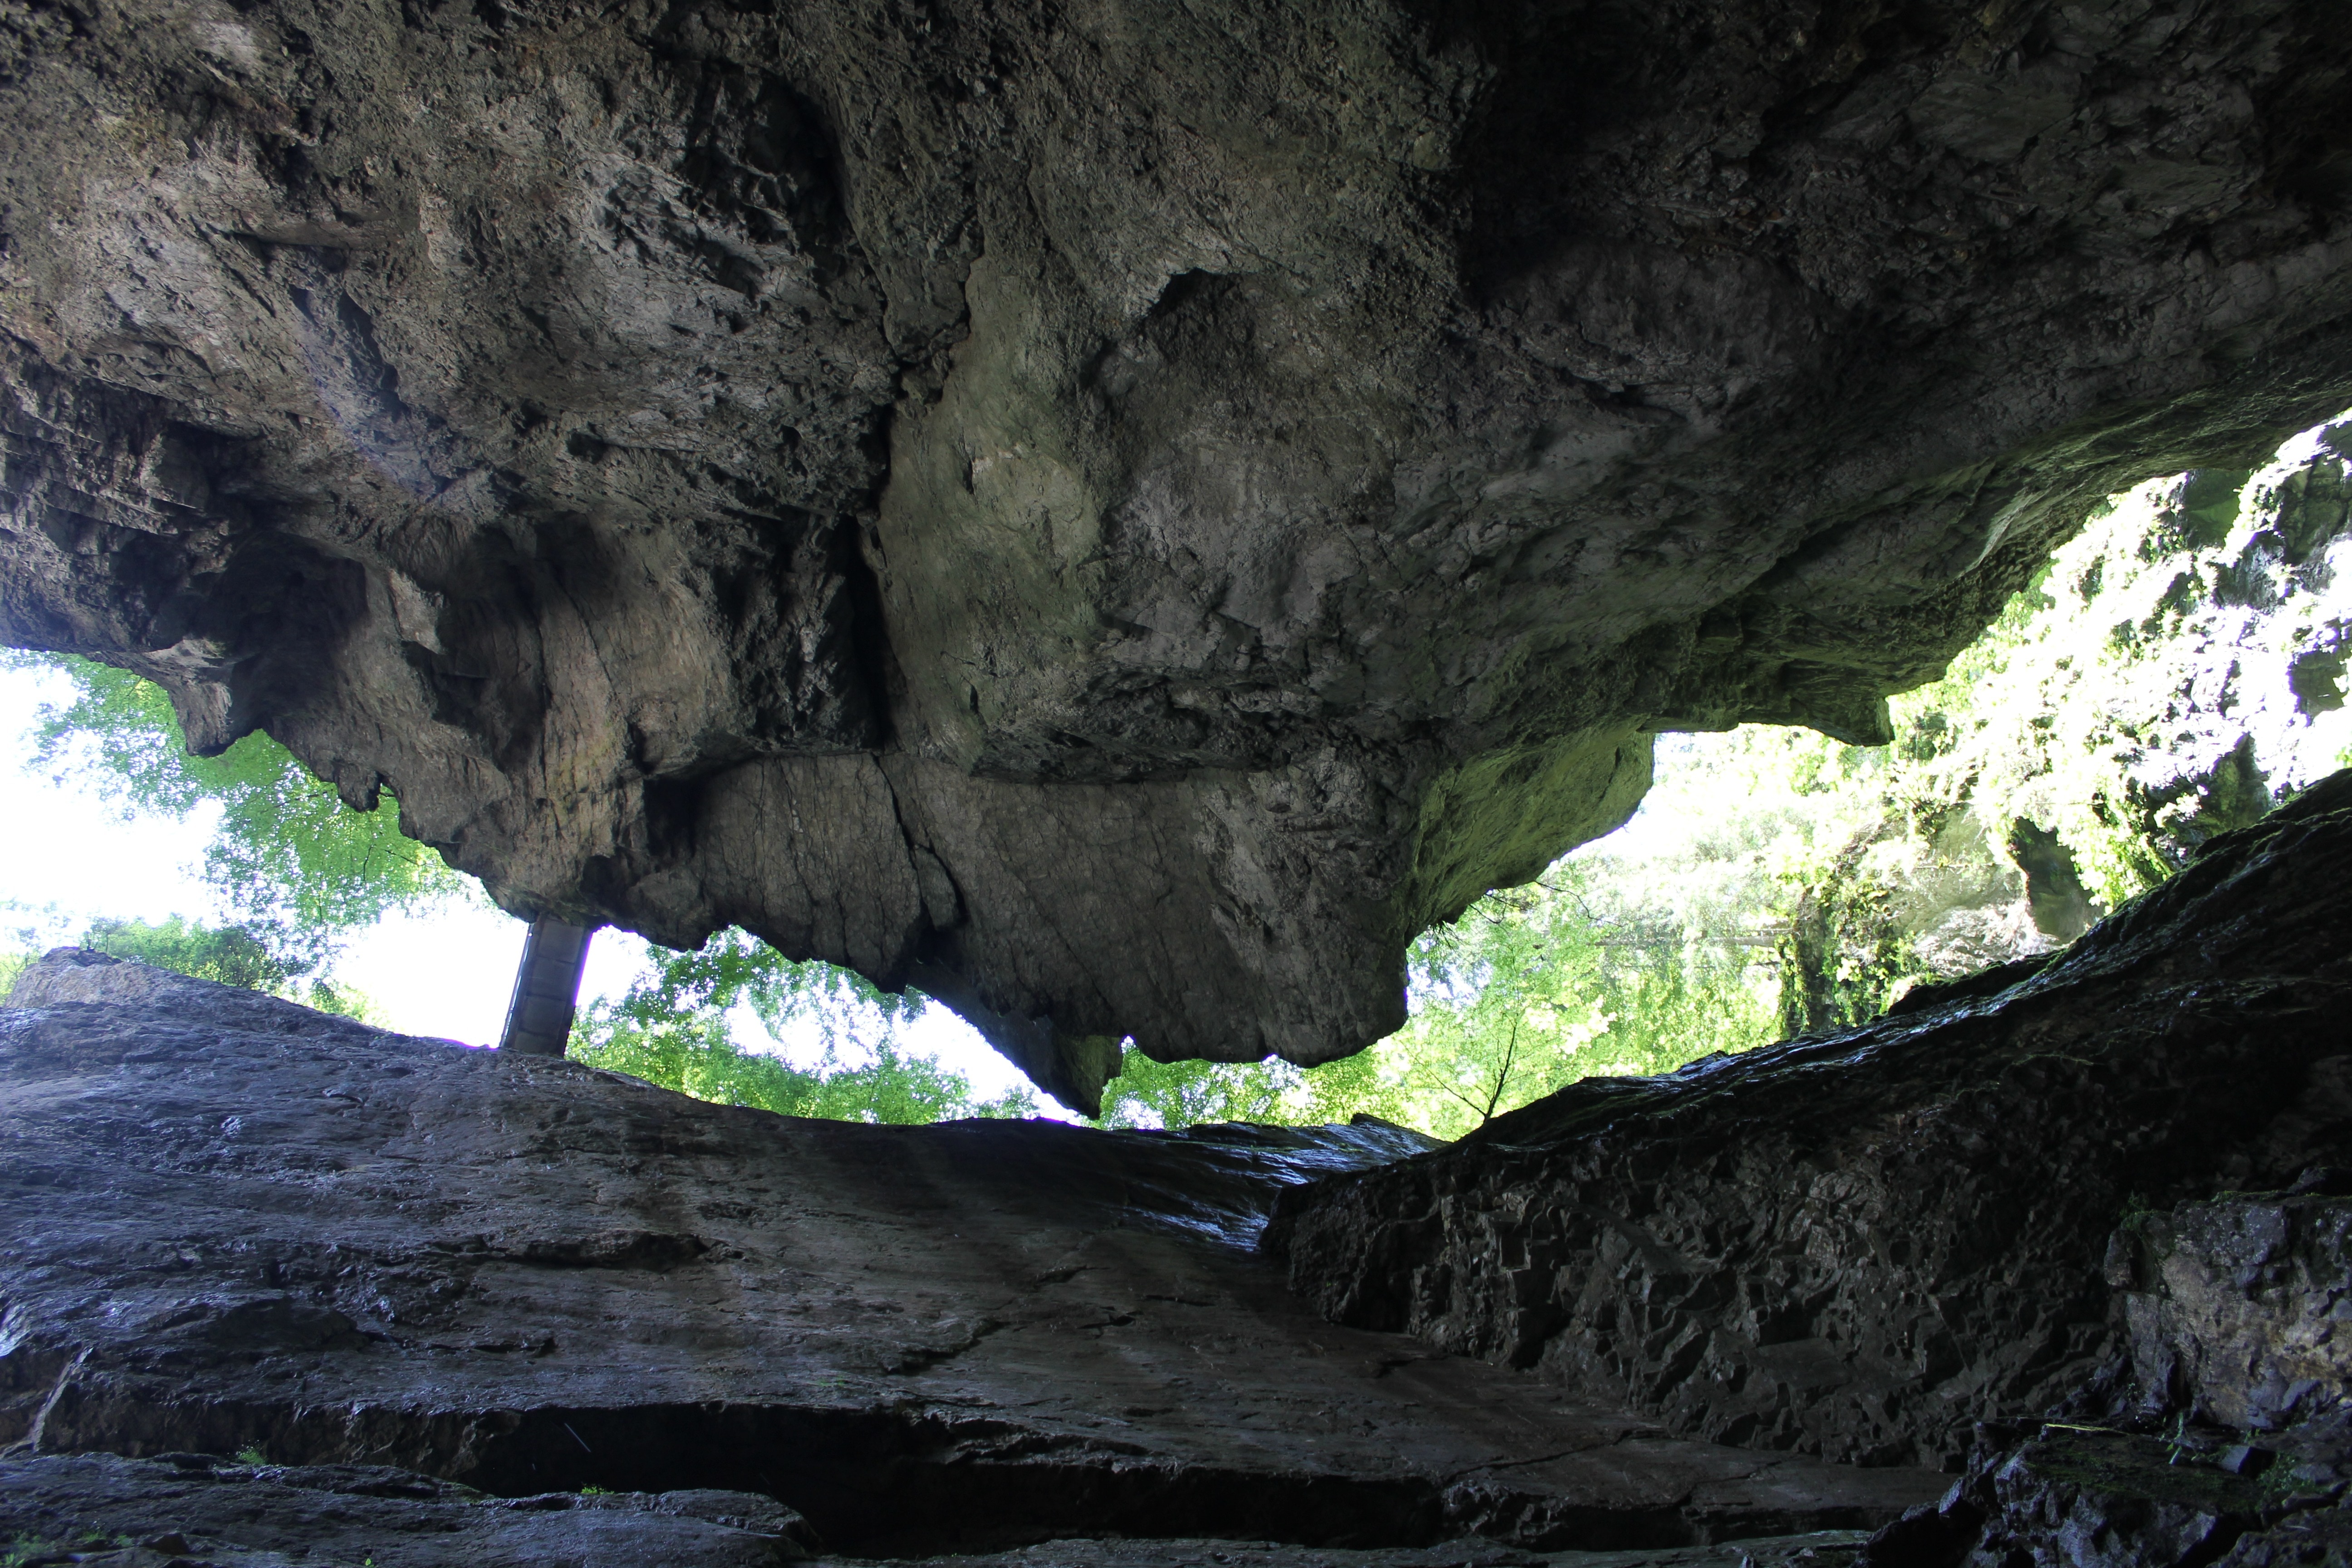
[5,0,2351,1098]
[0,1450,1882,1568]
[1269,769,2352,1470]
[0,952,1943,1559]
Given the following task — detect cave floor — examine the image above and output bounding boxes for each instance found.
[0,955,1944,1562]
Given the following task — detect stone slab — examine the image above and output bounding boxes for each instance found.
[0,954,1945,1556]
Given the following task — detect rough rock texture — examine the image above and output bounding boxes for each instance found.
[0,951,1945,1558]
[1268,769,2352,1471]
[1863,1188,2352,1568]
[0,1453,818,1566]
[0,1447,1879,1568]
[2115,1190,2352,1434]
[5,0,2352,1100]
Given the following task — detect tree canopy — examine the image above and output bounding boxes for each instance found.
[568,928,1037,1122]
[6,652,469,970]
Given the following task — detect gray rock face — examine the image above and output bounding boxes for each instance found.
[1267,770,2352,1471]
[0,951,1944,1559]
[5,0,2351,1100]
[0,1453,815,1567]
[2115,1190,2352,1435]
[0,1448,1885,1568]
[1864,1190,2352,1568]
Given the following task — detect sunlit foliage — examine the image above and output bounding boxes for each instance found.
[5,652,470,968]
[78,915,384,1022]
[569,928,1036,1122]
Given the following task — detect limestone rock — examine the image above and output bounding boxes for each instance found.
[1267,769,2352,1470]
[0,1448,1885,1568]
[2114,1189,2352,1434]
[0,951,1944,1558]
[1842,1165,2352,1568]
[1915,1183,2352,1568]
[1956,1425,2275,1568]
[4,0,2350,1099]
[0,1452,810,1566]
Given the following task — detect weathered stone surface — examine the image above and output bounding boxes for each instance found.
[0,1446,1881,1568]
[0,1451,813,1566]
[0,951,1944,1558]
[1956,1425,2278,1568]
[867,1533,1877,1568]
[4,0,2350,1099]
[1842,1184,2352,1568]
[2113,1190,2352,1434]
[1268,769,2352,1471]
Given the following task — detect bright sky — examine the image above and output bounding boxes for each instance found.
[0,658,1057,1113]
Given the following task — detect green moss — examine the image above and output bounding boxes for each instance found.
[2023,1427,2267,1514]
[1403,728,1651,933]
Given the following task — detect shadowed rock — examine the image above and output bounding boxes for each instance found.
[0,1450,1889,1568]
[4,0,2350,1100]
[0,952,1942,1559]
[1267,770,2352,1470]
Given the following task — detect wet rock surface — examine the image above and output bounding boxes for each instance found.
[0,951,1944,1562]
[1929,1182,2352,1568]
[1269,770,2352,1472]
[0,1446,1882,1568]
[2116,1189,2352,1435]
[5,0,2350,1097]
[0,1451,813,1566]
[1865,1182,2352,1568]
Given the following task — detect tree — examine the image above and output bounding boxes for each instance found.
[7,652,470,969]
[1094,1052,1299,1129]
[569,927,1036,1122]
[77,915,384,1022]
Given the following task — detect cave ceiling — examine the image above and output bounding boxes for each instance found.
[2,0,2348,1108]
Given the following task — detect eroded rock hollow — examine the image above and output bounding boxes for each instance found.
[6,0,2351,1101]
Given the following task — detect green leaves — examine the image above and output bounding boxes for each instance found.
[76,915,384,1022]
[1095,1052,1304,1129]
[569,928,1037,1123]
[8,652,470,969]
[591,926,927,1051]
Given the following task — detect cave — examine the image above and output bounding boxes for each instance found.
[6,0,2352,1563]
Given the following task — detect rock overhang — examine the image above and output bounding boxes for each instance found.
[2,0,2350,1106]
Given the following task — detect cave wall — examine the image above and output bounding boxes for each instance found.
[4,0,2351,1101]
[0,948,1950,1557]
[1267,771,2352,1471]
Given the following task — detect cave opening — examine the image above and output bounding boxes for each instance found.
[7,0,2352,1555]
